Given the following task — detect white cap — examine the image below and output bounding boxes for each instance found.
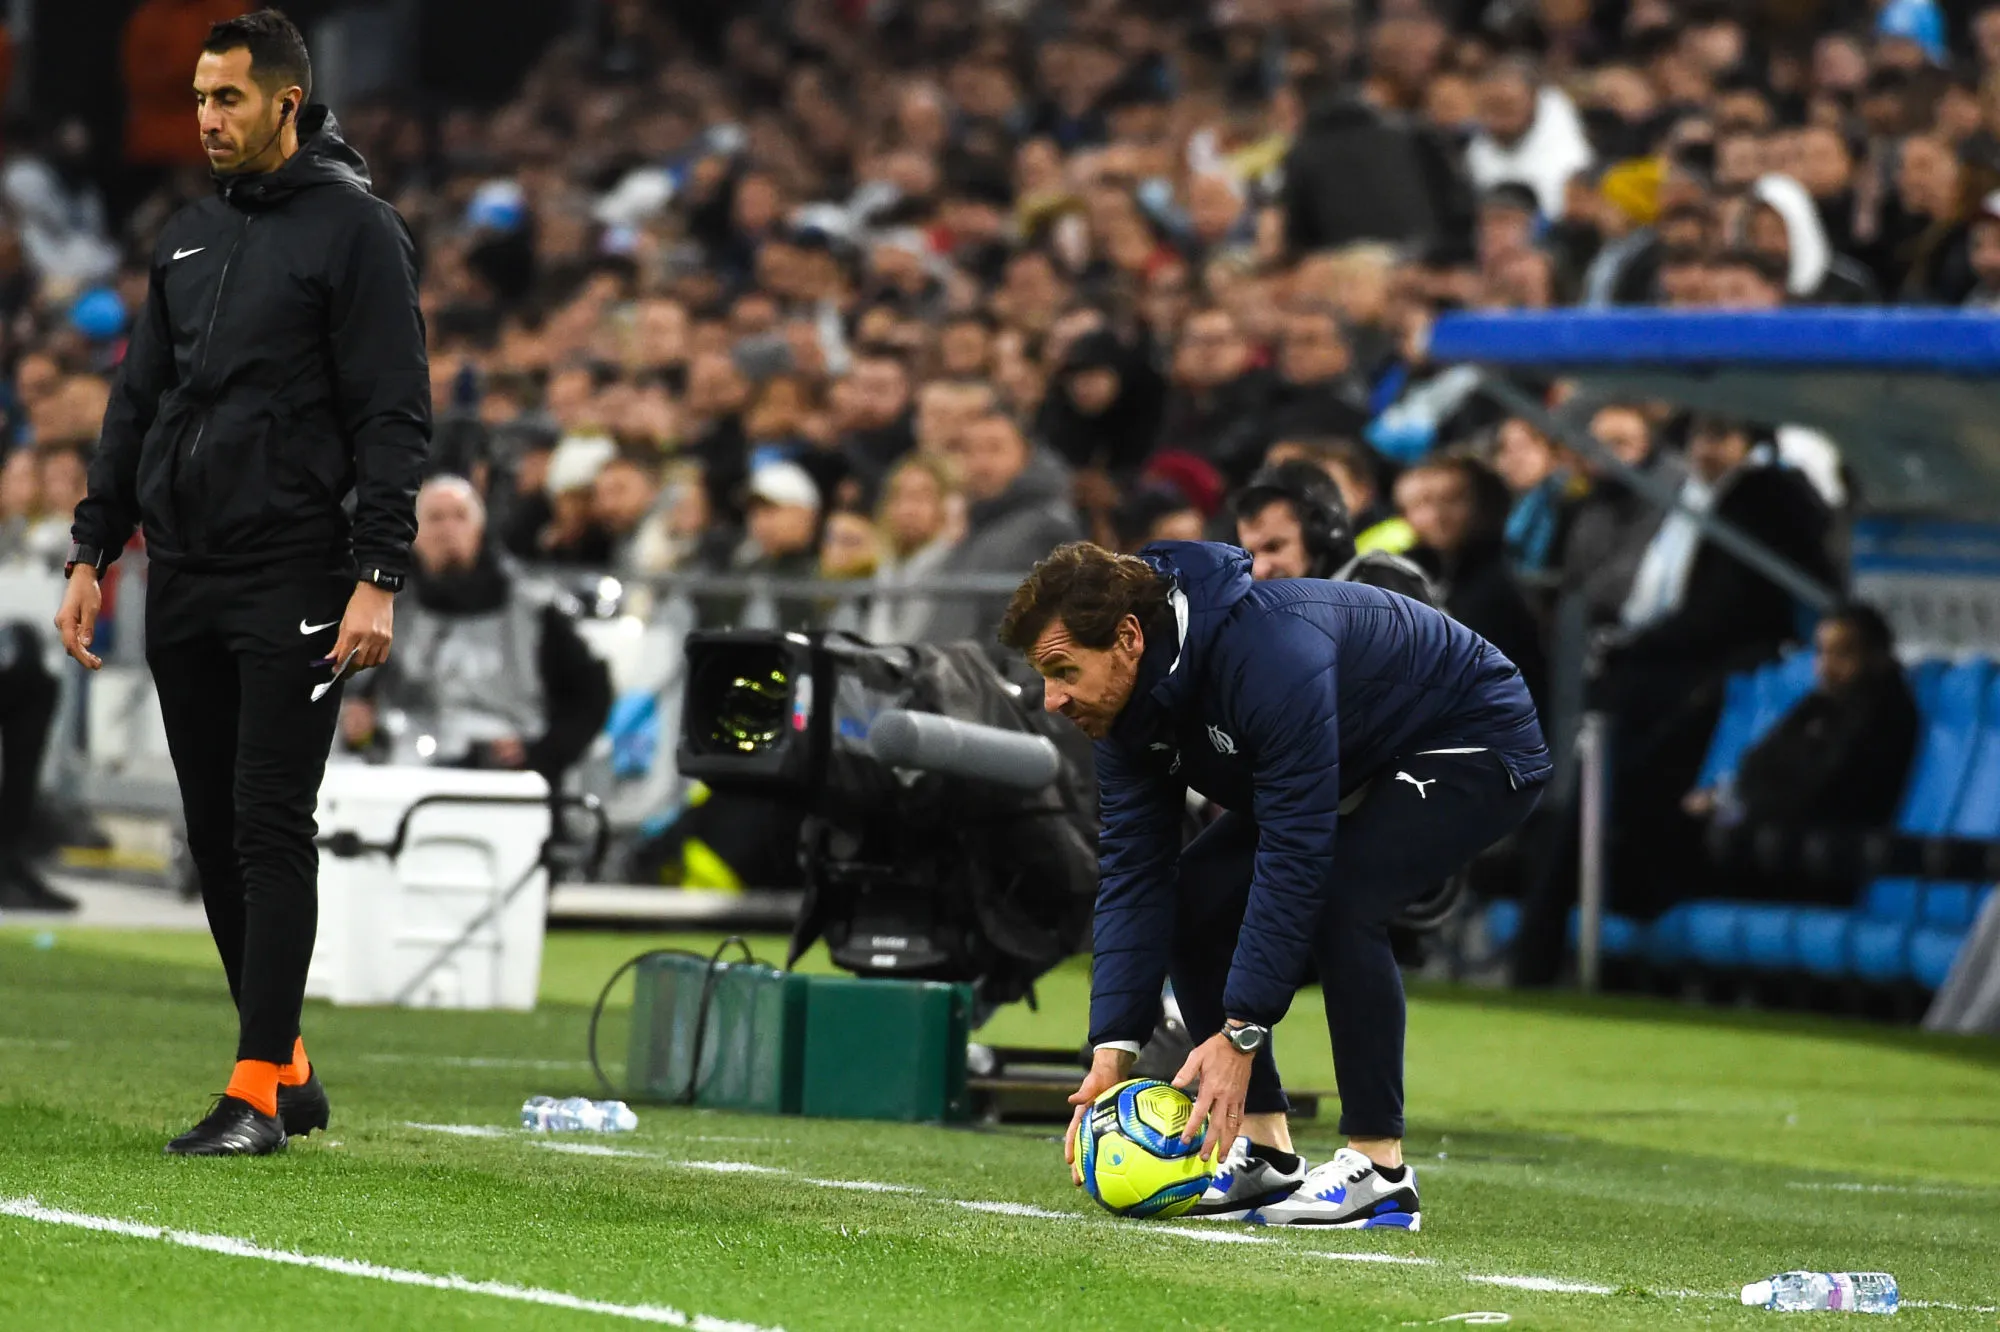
[745,460,821,512]
[545,433,617,496]
[1741,1281,1774,1307]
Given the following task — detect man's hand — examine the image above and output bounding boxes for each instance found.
[1174,1032,1254,1164]
[1064,1046,1136,1186]
[54,567,103,670]
[1681,788,1717,818]
[332,581,395,671]
[487,735,527,769]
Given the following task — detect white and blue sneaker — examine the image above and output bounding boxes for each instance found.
[1185,1136,1308,1219]
[1247,1147,1421,1230]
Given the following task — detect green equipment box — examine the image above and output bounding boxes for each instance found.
[625,953,971,1124]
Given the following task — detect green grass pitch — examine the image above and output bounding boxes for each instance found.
[2,925,1997,1330]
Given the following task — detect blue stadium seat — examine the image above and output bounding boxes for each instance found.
[1563,908,1642,958]
[1849,920,1914,984]
[1483,899,1520,952]
[1685,902,1743,967]
[1922,884,1978,931]
[1644,905,1694,967]
[1911,668,2000,944]
[1909,928,1966,990]
[1853,658,1992,942]
[1862,878,1920,923]
[1790,908,1852,978]
[1896,658,1992,835]
[1738,906,1795,970]
[1604,912,1642,957]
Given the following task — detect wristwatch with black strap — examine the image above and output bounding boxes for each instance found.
[1223,1019,1270,1055]
[64,542,107,579]
[358,566,405,594]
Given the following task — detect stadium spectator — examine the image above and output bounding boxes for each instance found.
[1397,454,1549,710]
[1038,329,1164,483]
[1490,417,1582,576]
[1259,305,1371,452]
[708,460,823,632]
[1684,605,1920,903]
[865,453,962,645]
[923,411,1080,648]
[1466,57,1594,219]
[339,476,611,791]
[1558,404,1683,628]
[1963,190,2000,305]
[1747,174,1880,303]
[1156,306,1275,488]
[1611,415,1836,681]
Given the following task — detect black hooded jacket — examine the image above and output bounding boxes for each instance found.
[72,107,429,577]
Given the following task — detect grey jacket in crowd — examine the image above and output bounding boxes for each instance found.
[921,448,1082,649]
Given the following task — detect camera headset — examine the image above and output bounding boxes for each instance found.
[1234,460,1356,580]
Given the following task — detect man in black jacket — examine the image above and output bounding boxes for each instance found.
[1685,605,1918,902]
[54,11,428,1156]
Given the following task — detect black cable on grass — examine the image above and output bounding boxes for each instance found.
[587,936,763,1102]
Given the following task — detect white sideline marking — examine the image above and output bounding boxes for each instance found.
[1465,1275,1616,1295]
[366,1054,594,1071]
[0,1196,778,1331]
[953,1200,1073,1220]
[675,1160,785,1175]
[406,1122,509,1138]
[801,1178,921,1194]
[1785,1180,1981,1198]
[1158,1227,1269,1244]
[539,1142,653,1159]
[1310,1250,1438,1266]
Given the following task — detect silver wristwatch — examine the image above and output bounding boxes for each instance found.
[1223,1021,1269,1055]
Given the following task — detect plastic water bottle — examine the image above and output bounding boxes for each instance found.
[1741,1272,1898,1314]
[519,1096,638,1132]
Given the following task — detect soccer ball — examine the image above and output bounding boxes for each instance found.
[1077,1078,1214,1218]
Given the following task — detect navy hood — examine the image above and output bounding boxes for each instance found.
[1133,539,1254,717]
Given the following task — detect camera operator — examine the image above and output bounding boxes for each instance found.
[1232,460,1434,603]
[338,475,610,789]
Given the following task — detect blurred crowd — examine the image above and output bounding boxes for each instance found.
[0,0,1990,909]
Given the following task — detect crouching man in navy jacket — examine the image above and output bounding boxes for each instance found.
[1000,540,1549,1229]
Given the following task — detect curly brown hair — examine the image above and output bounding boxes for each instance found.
[997,541,1172,655]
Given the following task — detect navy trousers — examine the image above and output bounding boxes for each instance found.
[1169,749,1543,1138]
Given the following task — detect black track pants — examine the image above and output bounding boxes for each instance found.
[1171,750,1544,1138]
[147,565,351,1063]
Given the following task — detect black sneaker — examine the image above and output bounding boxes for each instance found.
[0,856,78,913]
[164,1095,287,1156]
[277,1070,330,1137]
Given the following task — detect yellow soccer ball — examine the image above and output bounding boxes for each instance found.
[1076,1079,1215,1218]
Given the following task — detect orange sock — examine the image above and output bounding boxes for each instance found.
[277,1037,311,1087]
[225,1060,281,1117]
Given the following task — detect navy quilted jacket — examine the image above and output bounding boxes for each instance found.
[1089,541,1550,1044]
